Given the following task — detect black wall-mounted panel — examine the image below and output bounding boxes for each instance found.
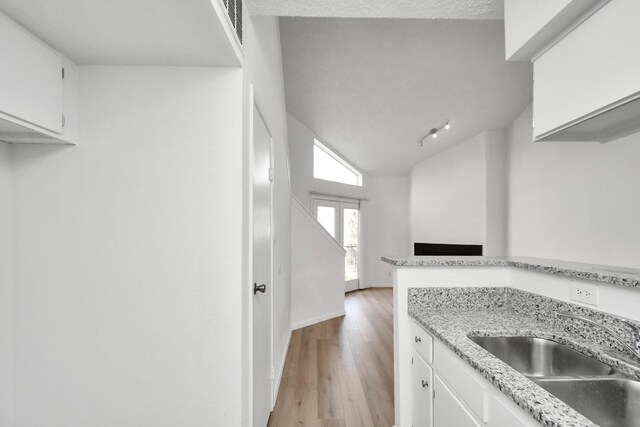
[414,243,483,256]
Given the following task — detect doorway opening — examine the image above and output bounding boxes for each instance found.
[311,195,361,292]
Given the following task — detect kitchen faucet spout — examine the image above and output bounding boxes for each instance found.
[555,311,640,363]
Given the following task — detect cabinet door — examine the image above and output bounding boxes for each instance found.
[533,0,640,139]
[433,375,481,427]
[489,394,539,427]
[412,352,433,427]
[0,14,63,133]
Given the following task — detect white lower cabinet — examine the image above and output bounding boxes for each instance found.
[433,375,482,427]
[406,324,540,427]
[411,351,433,427]
[489,394,537,427]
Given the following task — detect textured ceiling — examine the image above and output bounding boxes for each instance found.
[281,18,532,175]
[248,0,504,19]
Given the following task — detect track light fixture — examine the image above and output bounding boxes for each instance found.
[419,120,450,146]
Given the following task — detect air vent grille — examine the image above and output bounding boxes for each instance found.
[224,0,243,44]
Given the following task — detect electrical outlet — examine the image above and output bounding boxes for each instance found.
[570,281,599,306]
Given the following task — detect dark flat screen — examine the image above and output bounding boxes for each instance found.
[414,243,483,256]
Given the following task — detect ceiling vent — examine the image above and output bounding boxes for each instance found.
[223,0,243,43]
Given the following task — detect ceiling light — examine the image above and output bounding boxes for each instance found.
[419,120,451,146]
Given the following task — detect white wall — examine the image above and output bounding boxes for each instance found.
[0,142,13,426]
[10,66,244,426]
[410,134,487,247]
[409,131,508,256]
[288,113,409,287]
[363,176,410,286]
[291,198,345,329]
[239,14,292,422]
[507,104,640,268]
[485,130,509,256]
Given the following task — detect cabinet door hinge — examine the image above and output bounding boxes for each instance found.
[270,366,275,380]
[62,67,65,79]
[268,167,275,182]
[62,115,66,129]
[411,356,414,365]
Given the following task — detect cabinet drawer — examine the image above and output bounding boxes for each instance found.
[410,319,433,364]
[412,351,433,427]
[433,340,487,422]
[434,374,481,427]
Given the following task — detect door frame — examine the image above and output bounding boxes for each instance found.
[310,194,362,292]
[248,84,275,425]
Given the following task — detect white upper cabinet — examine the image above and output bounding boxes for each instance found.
[0,13,63,134]
[533,0,640,141]
[504,0,606,61]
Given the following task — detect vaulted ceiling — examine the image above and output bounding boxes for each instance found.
[280,17,533,175]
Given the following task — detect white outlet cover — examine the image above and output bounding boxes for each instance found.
[570,281,599,306]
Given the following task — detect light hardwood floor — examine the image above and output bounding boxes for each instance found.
[268,287,394,427]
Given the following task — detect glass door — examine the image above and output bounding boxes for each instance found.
[341,201,360,292]
[312,196,360,293]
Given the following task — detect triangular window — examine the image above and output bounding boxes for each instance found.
[313,139,363,186]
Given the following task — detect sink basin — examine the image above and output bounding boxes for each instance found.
[469,336,617,377]
[534,378,640,427]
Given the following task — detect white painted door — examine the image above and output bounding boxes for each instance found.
[312,197,361,292]
[252,102,273,427]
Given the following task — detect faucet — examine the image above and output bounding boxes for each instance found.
[555,311,640,362]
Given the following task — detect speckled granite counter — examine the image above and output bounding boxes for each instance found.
[409,287,640,427]
[382,255,640,289]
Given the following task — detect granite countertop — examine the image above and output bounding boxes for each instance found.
[409,287,640,427]
[382,255,640,288]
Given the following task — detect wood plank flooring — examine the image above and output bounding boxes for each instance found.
[268,288,394,427]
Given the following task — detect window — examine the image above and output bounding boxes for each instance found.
[313,139,362,186]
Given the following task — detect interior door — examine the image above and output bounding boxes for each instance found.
[312,197,360,292]
[252,102,273,427]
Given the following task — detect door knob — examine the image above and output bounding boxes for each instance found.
[254,283,266,294]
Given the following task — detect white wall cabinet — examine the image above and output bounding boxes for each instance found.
[0,12,77,144]
[412,351,433,427]
[503,0,604,61]
[0,13,63,133]
[533,0,640,141]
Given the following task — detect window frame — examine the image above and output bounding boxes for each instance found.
[313,139,363,187]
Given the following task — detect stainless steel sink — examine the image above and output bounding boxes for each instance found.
[469,335,640,426]
[469,336,617,377]
[534,378,640,427]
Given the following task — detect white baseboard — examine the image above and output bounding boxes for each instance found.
[291,309,346,330]
[360,283,394,289]
[272,328,291,409]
